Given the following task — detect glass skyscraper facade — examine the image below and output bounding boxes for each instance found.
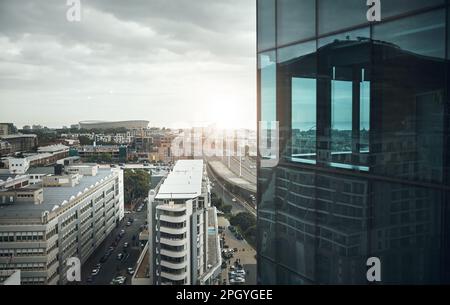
[257,0,450,284]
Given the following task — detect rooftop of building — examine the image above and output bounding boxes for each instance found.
[155,160,204,200]
[0,134,37,139]
[37,144,69,153]
[0,168,116,219]
[76,145,124,152]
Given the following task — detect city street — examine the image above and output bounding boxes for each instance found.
[218,216,257,285]
[79,202,147,285]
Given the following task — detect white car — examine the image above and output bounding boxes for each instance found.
[230,277,245,284]
[229,271,239,277]
[91,268,100,276]
[232,198,237,202]
[127,267,135,275]
[236,269,246,276]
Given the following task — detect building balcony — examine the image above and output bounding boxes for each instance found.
[159,237,187,247]
[159,226,187,235]
[159,214,187,223]
[160,271,187,282]
[159,259,187,270]
[160,248,187,258]
[156,204,187,213]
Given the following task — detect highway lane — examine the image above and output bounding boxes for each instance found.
[208,166,256,217]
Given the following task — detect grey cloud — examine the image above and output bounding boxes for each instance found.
[0,0,256,128]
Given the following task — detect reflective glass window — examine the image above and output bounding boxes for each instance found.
[318,0,368,35]
[257,0,276,51]
[382,0,444,19]
[277,0,315,46]
[373,9,446,59]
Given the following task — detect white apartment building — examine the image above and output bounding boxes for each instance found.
[0,165,124,285]
[146,160,221,285]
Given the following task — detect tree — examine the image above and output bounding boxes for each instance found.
[222,204,232,214]
[230,212,256,233]
[99,153,112,163]
[79,135,92,145]
[124,169,151,204]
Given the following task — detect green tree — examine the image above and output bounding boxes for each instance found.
[230,212,256,233]
[99,153,112,163]
[79,135,92,145]
[222,204,232,214]
[124,169,151,204]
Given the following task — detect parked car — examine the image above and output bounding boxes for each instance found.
[87,276,93,283]
[232,198,237,202]
[236,269,246,276]
[230,277,245,284]
[94,263,101,270]
[91,268,100,276]
[127,267,135,275]
[110,276,126,285]
[123,242,129,248]
[126,221,131,226]
[117,253,124,260]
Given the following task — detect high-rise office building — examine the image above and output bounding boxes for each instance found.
[257,0,450,284]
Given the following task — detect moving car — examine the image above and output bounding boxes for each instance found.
[123,242,129,248]
[126,221,131,226]
[232,198,237,202]
[91,268,100,276]
[117,253,124,260]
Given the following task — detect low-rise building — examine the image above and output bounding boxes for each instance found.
[0,166,124,285]
[0,270,20,285]
[0,134,38,154]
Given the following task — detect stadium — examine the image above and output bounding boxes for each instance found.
[79,120,149,130]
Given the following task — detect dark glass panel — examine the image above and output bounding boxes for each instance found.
[277,0,316,46]
[318,0,368,35]
[382,0,444,19]
[373,9,446,59]
[257,0,276,51]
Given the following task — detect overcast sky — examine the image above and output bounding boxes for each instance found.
[0,0,256,129]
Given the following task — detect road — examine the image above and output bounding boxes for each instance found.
[218,216,257,285]
[208,167,256,217]
[226,156,256,184]
[79,202,147,285]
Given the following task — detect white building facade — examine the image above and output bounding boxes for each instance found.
[147,160,221,285]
